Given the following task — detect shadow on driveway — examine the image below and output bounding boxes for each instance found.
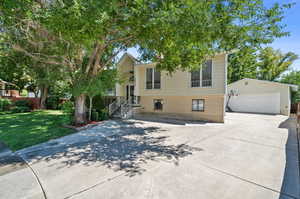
[278,117,300,199]
[21,120,202,177]
[0,141,26,176]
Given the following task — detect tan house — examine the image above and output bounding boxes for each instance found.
[113,53,229,123]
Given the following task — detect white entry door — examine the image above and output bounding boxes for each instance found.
[228,93,280,114]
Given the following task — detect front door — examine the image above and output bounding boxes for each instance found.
[126,85,134,104]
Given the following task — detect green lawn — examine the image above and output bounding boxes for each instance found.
[0,110,74,151]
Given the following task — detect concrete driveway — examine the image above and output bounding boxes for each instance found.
[0,113,299,199]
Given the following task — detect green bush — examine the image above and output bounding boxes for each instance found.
[61,101,74,122]
[11,106,30,113]
[91,110,99,121]
[15,100,30,108]
[20,90,28,97]
[46,96,60,110]
[99,108,109,121]
[0,98,12,111]
[88,95,104,112]
[91,95,115,113]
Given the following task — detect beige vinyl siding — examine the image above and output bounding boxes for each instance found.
[134,54,226,96]
[138,95,225,122]
[116,56,135,96]
[116,53,227,123]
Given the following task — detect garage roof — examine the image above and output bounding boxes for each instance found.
[229,78,298,91]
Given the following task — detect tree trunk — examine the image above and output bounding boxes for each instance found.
[88,96,93,121]
[33,88,39,98]
[40,85,48,109]
[75,94,87,125]
[33,91,38,98]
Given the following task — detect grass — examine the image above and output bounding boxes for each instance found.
[0,110,74,151]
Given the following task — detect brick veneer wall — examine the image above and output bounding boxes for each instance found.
[3,97,41,109]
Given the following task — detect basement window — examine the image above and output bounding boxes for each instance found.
[154,99,163,111]
[192,99,204,112]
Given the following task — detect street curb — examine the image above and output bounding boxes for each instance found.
[296,122,300,199]
[0,141,13,158]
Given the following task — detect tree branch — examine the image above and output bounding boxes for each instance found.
[13,44,68,66]
[101,48,123,70]
[107,35,134,44]
[85,42,100,74]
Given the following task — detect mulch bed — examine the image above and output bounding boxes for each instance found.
[63,121,104,131]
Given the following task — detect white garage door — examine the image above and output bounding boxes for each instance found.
[228,93,280,114]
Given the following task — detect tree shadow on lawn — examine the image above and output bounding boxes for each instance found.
[23,120,203,177]
[0,111,73,151]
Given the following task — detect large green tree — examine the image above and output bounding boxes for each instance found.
[0,50,31,90]
[281,71,300,103]
[256,47,298,81]
[228,47,299,83]
[0,45,66,108]
[72,69,117,121]
[0,0,291,124]
[228,47,258,84]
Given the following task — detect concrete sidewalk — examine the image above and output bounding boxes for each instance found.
[0,142,45,199]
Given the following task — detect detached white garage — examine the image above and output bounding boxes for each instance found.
[227,78,298,116]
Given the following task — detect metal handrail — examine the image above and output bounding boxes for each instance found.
[108,100,118,116]
[108,96,134,119]
[108,96,128,116]
[120,100,132,118]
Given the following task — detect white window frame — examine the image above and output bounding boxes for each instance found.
[190,60,213,88]
[192,99,205,112]
[145,68,161,89]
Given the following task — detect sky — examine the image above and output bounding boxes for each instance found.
[126,0,300,70]
[264,0,300,70]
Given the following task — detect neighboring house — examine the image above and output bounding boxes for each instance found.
[0,79,40,98]
[0,79,20,97]
[114,53,228,123]
[227,78,298,116]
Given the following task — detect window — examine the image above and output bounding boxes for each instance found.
[192,99,204,111]
[154,70,161,89]
[202,60,212,87]
[146,68,153,89]
[191,69,200,87]
[154,99,163,110]
[191,60,212,87]
[146,68,161,89]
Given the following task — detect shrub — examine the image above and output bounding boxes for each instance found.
[99,108,109,121]
[88,95,104,113]
[11,106,30,113]
[61,101,74,121]
[0,98,12,111]
[20,90,28,97]
[15,100,30,107]
[91,95,115,113]
[46,96,60,110]
[91,110,99,121]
